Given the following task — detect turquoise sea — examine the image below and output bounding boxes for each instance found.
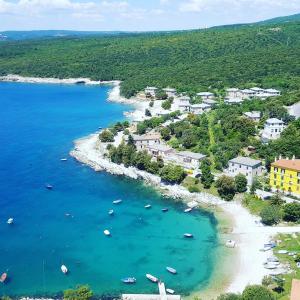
[0,82,219,297]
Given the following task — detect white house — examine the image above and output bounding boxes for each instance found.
[240,89,256,100]
[178,96,191,103]
[226,156,263,185]
[166,151,206,171]
[224,97,243,105]
[197,92,215,100]
[191,103,211,114]
[126,133,161,150]
[146,144,175,158]
[250,87,265,97]
[145,87,158,97]
[264,89,281,97]
[203,99,217,107]
[178,101,191,113]
[261,118,286,142]
[163,87,177,98]
[243,111,261,122]
[226,88,240,98]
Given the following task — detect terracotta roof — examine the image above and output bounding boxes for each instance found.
[291,279,300,300]
[272,159,300,172]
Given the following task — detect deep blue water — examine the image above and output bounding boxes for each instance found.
[0,82,219,297]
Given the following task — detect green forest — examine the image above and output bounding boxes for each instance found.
[1,21,300,97]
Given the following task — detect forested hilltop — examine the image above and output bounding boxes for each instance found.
[1,20,300,97]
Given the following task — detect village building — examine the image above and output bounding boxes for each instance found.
[270,157,300,197]
[197,92,215,100]
[264,88,281,97]
[168,151,206,172]
[202,99,217,107]
[145,87,158,97]
[240,89,256,99]
[146,144,175,158]
[178,101,191,113]
[226,156,263,185]
[190,103,211,114]
[243,111,261,122]
[224,97,243,105]
[126,133,161,150]
[163,87,177,98]
[250,87,265,96]
[226,88,240,98]
[261,118,286,142]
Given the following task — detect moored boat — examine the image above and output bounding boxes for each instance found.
[45,184,53,190]
[184,233,193,238]
[61,265,68,274]
[145,204,151,209]
[108,209,114,215]
[166,288,175,294]
[166,267,177,274]
[121,277,136,284]
[7,218,14,225]
[60,158,68,162]
[162,208,168,212]
[104,229,111,236]
[146,273,158,283]
[113,199,122,205]
[0,273,7,283]
[184,208,192,213]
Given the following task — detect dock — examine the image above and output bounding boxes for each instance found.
[122,281,181,300]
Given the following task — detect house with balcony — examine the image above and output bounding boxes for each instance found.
[240,89,256,99]
[224,97,243,105]
[167,151,206,172]
[226,156,263,185]
[264,89,281,97]
[126,133,161,150]
[226,88,240,98]
[178,101,191,113]
[146,144,175,158]
[270,157,300,197]
[261,118,286,142]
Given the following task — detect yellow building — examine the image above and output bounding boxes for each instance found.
[270,158,300,196]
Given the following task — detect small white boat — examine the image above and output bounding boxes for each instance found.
[61,265,68,274]
[225,240,236,248]
[166,288,175,294]
[45,184,53,190]
[184,233,194,238]
[104,229,111,236]
[146,273,158,283]
[145,204,151,209]
[60,158,68,162]
[277,250,288,254]
[113,199,122,205]
[166,267,177,274]
[184,208,192,213]
[7,218,14,225]
[108,209,114,215]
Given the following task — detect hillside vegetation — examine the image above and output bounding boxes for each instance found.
[0,21,300,97]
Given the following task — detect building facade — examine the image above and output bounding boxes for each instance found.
[270,158,300,197]
[145,87,158,97]
[261,118,286,142]
[227,156,263,185]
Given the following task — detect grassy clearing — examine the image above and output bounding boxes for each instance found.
[242,193,269,215]
[182,176,219,197]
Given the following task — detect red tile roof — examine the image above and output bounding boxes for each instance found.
[272,159,300,172]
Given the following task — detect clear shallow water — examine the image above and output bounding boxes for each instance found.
[0,82,219,297]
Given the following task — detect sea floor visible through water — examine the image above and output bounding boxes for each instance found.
[0,82,220,297]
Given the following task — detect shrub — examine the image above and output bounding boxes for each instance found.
[63,285,93,300]
[282,202,300,222]
[99,130,114,143]
[215,175,236,201]
[188,186,200,193]
[260,205,281,226]
[217,293,241,300]
[234,174,248,193]
[242,285,275,300]
[160,164,186,184]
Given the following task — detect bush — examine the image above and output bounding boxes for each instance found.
[160,164,186,184]
[188,186,200,193]
[63,285,93,300]
[260,205,281,225]
[162,99,172,110]
[242,285,275,300]
[234,174,248,193]
[200,159,214,189]
[215,175,236,201]
[282,202,300,222]
[217,293,241,300]
[99,130,114,143]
